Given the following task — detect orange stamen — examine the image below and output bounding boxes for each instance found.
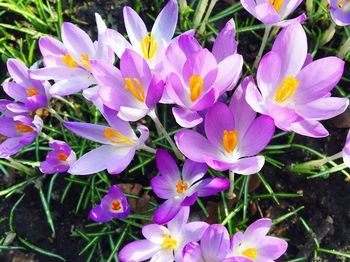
[111,200,121,211]
[26,88,39,97]
[58,152,68,161]
[15,123,34,133]
[223,130,238,153]
[176,180,189,194]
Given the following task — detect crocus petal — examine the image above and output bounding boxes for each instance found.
[0,117,18,137]
[274,13,307,27]
[64,121,109,144]
[237,116,275,157]
[257,51,281,98]
[62,22,95,57]
[229,76,257,137]
[153,199,183,225]
[296,97,349,121]
[172,107,203,128]
[2,82,27,102]
[145,72,164,109]
[294,57,345,104]
[142,224,170,244]
[190,88,218,111]
[245,80,265,114]
[104,29,133,58]
[118,106,149,122]
[0,137,24,158]
[123,6,148,48]
[89,205,112,222]
[203,156,234,172]
[167,206,190,237]
[151,0,178,42]
[7,59,33,87]
[244,218,272,239]
[330,7,350,26]
[182,159,208,186]
[181,221,209,246]
[175,130,219,163]
[167,73,190,108]
[6,103,29,114]
[151,176,177,199]
[272,22,307,81]
[205,102,235,149]
[106,147,135,175]
[240,0,258,18]
[183,242,205,262]
[212,19,237,63]
[118,240,160,262]
[258,236,288,260]
[201,224,230,261]
[290,120,329,138]
[342,130,350,168]
[255,3,280,24]
[193,178,230,197]
[155,148,179,181]
[230,156,265,175]
[150,250,174,262]
[39,36,66,59]
[30,67,86,81]
[50,75,94,96]
[68,145,114,175]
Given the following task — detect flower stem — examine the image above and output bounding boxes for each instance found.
[140,144,157,154]
[252,25,272,71]
[148,110,184,160]
[226,170,236,199]
[339,36,350,59]
[7,157,34,176]
[47,106,64,123]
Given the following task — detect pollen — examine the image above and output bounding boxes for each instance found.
[58,152,68,161]
[15,123,34,133]
[242,248,257,259]
[176,180,189,194]
[26,88,39,97]
[61,54,79,68]
[189,75,204,102]
[104,127,135,145]
[124,78,146,103]
[269,0,283,12]
[110,200,121,211]
[161,237,177,250]
[141,33,158,59]
[223,130,238,153]
[275,76,299,103]
[79,53,91,70]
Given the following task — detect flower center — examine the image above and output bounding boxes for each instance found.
[104,127,135,145]
[176,180,189,194]
[160,236,177,250]
[337,0,350,10]
[242,248,257,259]
[58,152,68,161]
[15,123,34,133]
[275,76,299,103]
[79,53,91,70]
[26,88,39,97]
[189,75,204,102]
[141,33,158,59]
[110,200,121,211]
[223,130,238,153]
[61,54,79,68]
[269,0,283,12]
[124,78,146,103]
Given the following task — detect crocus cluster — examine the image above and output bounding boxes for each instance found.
[1,0,349,261]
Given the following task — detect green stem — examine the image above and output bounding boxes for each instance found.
[252,25,272,71]
[226,170,236,199]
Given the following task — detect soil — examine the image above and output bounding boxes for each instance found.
[1,0,350,261]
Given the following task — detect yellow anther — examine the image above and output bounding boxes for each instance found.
[275,76,299,103]
[141,33,158,59]
[161,237,177,250]
[176,180,189,194]
[223,130,238,153]
[79,53,91,70]
[58,152,68,161]
[15,123,34,133]
[189,75,204,102]
[242,248,257,259]
[124,78,146,102]
[269,0,284,12]
[26,88,39,97]
[110,200,121,211]
[104,127,135,145]
[61,54,79,68]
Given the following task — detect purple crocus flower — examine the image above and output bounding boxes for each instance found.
[101,0,178,70]
[64,107,149,175]
[30,17,114,96]
[328,0,350,26]
[246,23,349,138]
[89,185,130,222]
[39,140,76,174]
[0,115,43,158]
[151,149,229,224]
[182,224,230,262]
[90,49,164,122]
[342,129,350,168]
[226,218,288,261]
[240,0,306,26]
[118,207,208,262]
[175,77,275,175]
[163,20,243,127]
[3,59,50,113]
